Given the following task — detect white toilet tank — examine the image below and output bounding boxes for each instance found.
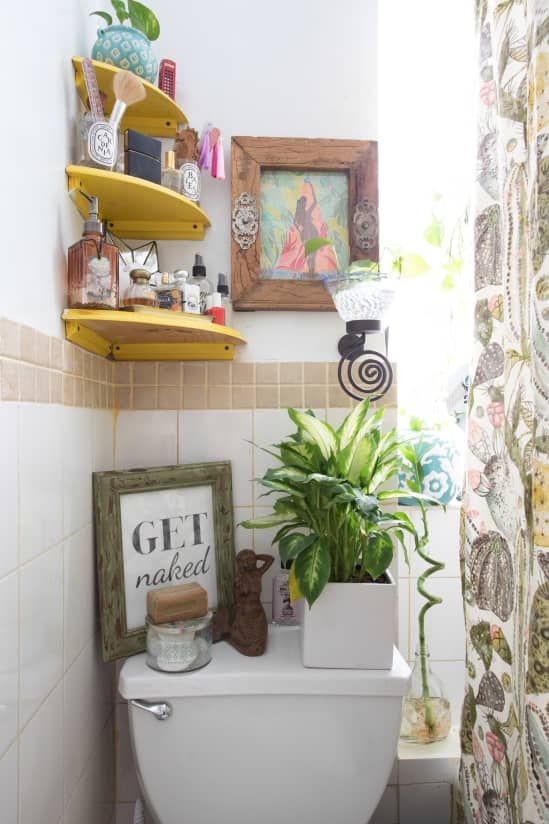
[119,626,410,824]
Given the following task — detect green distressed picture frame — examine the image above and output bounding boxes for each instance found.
[93,461,235,662]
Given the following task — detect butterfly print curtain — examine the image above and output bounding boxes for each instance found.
[459,1,549,821]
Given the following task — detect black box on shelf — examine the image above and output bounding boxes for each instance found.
[124,129,162,185]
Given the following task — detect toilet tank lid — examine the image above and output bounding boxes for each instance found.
[118,626,411,700]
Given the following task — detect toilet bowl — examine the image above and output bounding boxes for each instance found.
[119,625,410,824]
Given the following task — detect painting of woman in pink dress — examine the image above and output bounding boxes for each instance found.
[274,178,340,278]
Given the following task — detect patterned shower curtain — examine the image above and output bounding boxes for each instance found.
[459,1,549,822]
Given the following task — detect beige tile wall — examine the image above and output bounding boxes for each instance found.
[0,317,398,414]
[0,318,114,408]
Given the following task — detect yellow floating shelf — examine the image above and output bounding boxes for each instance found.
[73,57,187,137]
[66,165,211,240]
[62,309,246,361]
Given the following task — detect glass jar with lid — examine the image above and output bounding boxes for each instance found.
[121,269,158,308]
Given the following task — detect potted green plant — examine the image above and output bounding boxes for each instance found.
[91,1,160,83]
[240,400,435,669]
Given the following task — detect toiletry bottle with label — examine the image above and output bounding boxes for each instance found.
[173,270,189,312]
[272,562,299,626]
[188,254,212,313]
[174,269,200,314]
[156,272,182,311]
[67,195,119,309]
[161,150,182,193]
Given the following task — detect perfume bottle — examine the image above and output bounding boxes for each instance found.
[156,272,183,311]
[174,269,200,314]
[161,150,181,193]
[67,196,118,309]
[121,269,158,308]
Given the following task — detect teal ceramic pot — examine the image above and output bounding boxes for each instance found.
[399,430,462,506]
[92,25,158,83]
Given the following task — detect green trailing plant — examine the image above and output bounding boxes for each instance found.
[240,400,437,608]
[91,0,160,41]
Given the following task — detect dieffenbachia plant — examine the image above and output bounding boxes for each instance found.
[241,400,438,607]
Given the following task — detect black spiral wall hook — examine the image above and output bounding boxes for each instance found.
[337,320,394,402]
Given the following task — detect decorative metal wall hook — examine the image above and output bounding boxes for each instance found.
[337,320,393,402]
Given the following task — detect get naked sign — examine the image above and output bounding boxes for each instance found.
[120,485,217,631]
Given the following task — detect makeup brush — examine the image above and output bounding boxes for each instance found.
[109,71,146,132]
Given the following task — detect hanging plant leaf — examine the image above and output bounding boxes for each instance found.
[424,216,444,247]
[399,252,431,277]
[490,624,512,665]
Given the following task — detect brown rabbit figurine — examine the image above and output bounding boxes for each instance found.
[228,549,274,656]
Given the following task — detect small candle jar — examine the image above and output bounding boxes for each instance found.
[146,613,213,673]
[121,268,158,308]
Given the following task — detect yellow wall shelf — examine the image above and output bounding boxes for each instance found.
[73,57,187,137]
[62,309,246,361]
[66,166,211,240]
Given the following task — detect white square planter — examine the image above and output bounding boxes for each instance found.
[298,571,397,669]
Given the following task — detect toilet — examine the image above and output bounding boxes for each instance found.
[119,625,410,824]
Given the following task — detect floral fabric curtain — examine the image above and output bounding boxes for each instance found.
[460,1,549,822]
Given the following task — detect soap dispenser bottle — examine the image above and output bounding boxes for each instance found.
[67,195,119,309]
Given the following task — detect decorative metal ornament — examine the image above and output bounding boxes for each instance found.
[337,320,393,402]
[353,199,379,252]
[232,192,259,250]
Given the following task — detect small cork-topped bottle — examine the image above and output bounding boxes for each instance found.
[67,195,119,309]
[121,268,158,308]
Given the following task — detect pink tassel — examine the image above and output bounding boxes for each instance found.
[198,130,211,170]
[211,135,225,180]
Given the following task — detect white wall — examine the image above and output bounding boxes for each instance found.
[152,0,379,362]
[4,3,97,338]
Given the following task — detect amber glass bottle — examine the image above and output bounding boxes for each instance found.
[67,196,119,309]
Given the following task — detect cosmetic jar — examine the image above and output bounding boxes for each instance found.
[146,612,213,673]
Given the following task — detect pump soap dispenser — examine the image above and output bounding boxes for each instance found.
[67,194,119,309]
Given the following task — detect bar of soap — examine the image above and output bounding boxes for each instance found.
[147,583,208,625]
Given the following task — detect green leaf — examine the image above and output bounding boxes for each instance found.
[337,399,370,451]
[294,540,331,607]
[287,408,337,462]
[279,533,316,564]
[271,523,306,546]
[239,513,296,529]
[399,252,431,277]
[304,237,332,258]
[363,532,393,580]
[257,478,306,497]
[90,10,113,25]
[111,0,130,23]
[128,0,160,40]
[424,216,444,247]
[264,466,309,484]
[470,621,493,670]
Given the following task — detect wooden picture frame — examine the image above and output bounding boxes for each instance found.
[231,136,378,311]
[93,461,235,661]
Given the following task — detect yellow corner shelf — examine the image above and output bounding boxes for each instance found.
[66,165,211,240]
[62,309,246,361]
[73,57,187,137]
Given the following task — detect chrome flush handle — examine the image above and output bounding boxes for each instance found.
[130,699,172,721]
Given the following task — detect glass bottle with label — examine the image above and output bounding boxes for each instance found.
[67,195,118,309]
[188,254,212,313]
[156,272,183,311]
[272,562,299,626]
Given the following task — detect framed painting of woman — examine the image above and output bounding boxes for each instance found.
[231,137,378,311]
